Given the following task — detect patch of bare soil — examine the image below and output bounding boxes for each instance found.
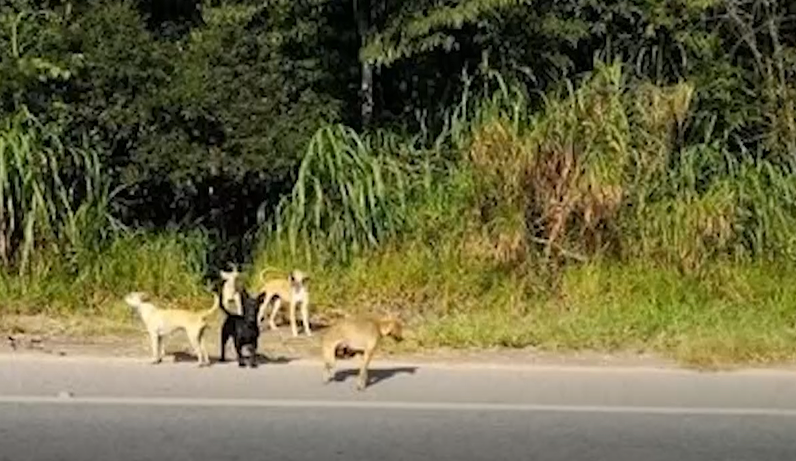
[0,314,719,370]
[1,314,322,362]
[1,330,675,371]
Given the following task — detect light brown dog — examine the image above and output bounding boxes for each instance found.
[257,269,311,337]
[321,315,403,391]
[124,291,216,366]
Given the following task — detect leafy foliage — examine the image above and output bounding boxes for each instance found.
[1,0,796,277]
[4,0,796,365]
[0,108,119,274]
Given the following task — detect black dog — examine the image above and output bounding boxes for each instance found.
[218,287,266,368]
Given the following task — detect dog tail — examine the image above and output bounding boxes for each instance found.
[256,266,284,285]
[200,298,220,320]
[256,268,269,286]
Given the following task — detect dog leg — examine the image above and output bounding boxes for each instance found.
[234,338,245,368]
[357,346,376,391]
[268,297,282,331]
[203,326,212,366]
[220,320,235,362]
[300,299,312,337]
[248,342,258,369]
[198,333,210,366]
[289,300,299,337]
[149,333,162,364]
[257,303,267,326]
[189,338,202,367]
[219,325,230,363]
[187,329,205,367]
[321,339,337,384]
[197,324,210,366]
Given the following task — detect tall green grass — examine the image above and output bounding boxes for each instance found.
[251,59,796,365]
[265,124,415,263]
[0,231,209,321]
[0,109,209,322]
[3,55,796,366]
[0,108,121,275]
[260,60,796,271]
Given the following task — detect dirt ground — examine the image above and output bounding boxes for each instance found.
[0,313,686,369]
[4,313,793,371]
[0,332,684,369]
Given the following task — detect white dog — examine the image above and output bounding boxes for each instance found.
[220,265,243,315]
[124,292,215,366]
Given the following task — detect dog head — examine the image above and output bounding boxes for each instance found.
[123,291,147,308]
[220,265,241,284]
[378,316,403,342]
[288,270,309,289]
[239,289,267,323]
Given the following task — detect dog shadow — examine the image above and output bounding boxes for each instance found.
[263,319,332,335]
[331,366,418,387]
[172,351,294,366]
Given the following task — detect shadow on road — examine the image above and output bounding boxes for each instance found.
[332,366,418,387]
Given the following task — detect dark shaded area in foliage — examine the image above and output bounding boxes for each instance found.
[2,0,795,274]
[135,0,204,39]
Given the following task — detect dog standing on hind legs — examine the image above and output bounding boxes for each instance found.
[321,315,403,391]
[257,269,312,337]
[219,264,243,315]
[218,286,266,368]
[124,292,213,367]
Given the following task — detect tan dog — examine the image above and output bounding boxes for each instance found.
[220,265,243,315]
[257,269,312,337]
[321,315,403,391]
[124,292,215,366]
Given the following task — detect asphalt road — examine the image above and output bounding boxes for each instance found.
[2,354,796,461]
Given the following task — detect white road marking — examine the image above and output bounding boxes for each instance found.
[1,395,796,417]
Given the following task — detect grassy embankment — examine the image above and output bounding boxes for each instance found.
[3,63,796,367]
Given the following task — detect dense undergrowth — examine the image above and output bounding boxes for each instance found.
[246,62,796,366]
[3,56,796,366]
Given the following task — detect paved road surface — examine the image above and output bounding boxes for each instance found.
[1,354,796,461]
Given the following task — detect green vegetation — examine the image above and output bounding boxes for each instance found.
[2,0,796,366]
